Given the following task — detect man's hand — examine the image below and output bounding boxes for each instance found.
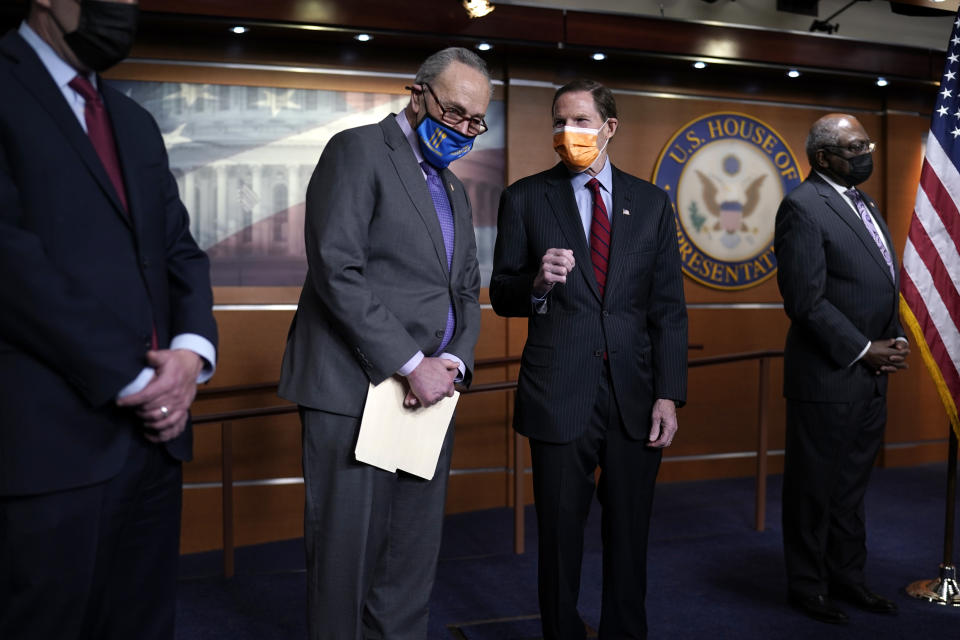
[404,357,459,408]
[648,398,678,449]
[862,338,909,375]
[532,248,575,298]
[116,349,204,442]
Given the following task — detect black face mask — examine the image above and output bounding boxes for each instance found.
[58,1,140,72]
[825,149,873,186]
[843,152,873,186]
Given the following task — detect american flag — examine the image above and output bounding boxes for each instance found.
[899,10,960,440]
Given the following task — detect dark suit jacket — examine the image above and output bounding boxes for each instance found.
[775,172,903,402]
[0,32,217,496]
[278,114,481,416]
[490,162,687,443]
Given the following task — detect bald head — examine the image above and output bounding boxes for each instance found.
[806,113,875,187]
[805,114,867,166]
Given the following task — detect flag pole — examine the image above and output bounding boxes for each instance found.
[906,427,960,605]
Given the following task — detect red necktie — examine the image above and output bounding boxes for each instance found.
[586,178,610,297]
[70,75,156,349]
[69,75,129,212]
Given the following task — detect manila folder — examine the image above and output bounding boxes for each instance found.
[354,378,459,480]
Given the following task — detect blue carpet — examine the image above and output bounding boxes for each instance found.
[176,464,960,638]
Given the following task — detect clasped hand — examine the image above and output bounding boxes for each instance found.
[116,349,203,442]
[403,357,459,408]
[862,338,909,375]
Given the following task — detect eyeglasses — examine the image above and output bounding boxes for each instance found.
[821,141,877,156]
[421,83,488,136]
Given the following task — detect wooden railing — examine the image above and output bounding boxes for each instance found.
[191,349,782,576]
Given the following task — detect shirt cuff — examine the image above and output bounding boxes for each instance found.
[116,334,218,399]
[849,341,871,368]
[397,351,425,377]
[117,366,156,399]
[170,333,217,383]
[438,352,466,382]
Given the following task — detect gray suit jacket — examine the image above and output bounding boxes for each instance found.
[279,115,481,416]
[775,172,903,402]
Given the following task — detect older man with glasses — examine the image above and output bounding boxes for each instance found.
[775,113,908,626]
[279,47,491,640]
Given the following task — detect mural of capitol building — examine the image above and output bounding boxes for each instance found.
[111,79,505,286]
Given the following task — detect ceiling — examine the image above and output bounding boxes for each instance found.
[498,0,958,49]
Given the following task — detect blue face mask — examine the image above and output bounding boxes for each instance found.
[416,114,475,169]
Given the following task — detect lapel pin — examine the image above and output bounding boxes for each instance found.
[622,209,630,216]
[449,183,455,192]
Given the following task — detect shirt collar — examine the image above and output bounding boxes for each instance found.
[395,110,425,166]
[18,21,95,92]
[570,156,613,193]
[815,170,853,197]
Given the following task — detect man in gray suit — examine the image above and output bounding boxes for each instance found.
[775,113,907,625]
[279,48,490,639]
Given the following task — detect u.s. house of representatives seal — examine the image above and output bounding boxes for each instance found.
[652,112,802,290]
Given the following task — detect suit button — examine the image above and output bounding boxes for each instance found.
[435,330,445,338]
[602,310,609,317]
[594,350,602,357]
[141,258,151,268]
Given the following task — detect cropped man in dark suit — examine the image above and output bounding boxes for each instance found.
[775,113,907,625]
[278,47,489,639]
[490,79,687,640]
[0,1,218,639]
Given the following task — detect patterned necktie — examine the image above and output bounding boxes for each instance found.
[844,188,894,280]
[586,178,611,297]
[69,75,128,212]
[421,162,456,353]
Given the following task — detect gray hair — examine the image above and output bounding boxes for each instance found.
[414,47,492,97]
[805,117,843,165]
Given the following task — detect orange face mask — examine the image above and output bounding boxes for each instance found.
[552,120,610,172]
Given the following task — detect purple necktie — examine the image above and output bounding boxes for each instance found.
[845,188,895,280]
[421,162,456,354]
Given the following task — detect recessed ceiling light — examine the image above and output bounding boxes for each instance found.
[693,61,707,69]
[476,42,493,51]
[787,69,801,78]
[354,33,373,42]
[230,26,248,35]
[876,77,889,87]
[592,52,607,61]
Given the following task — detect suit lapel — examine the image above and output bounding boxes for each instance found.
[544,164,599,300]
[5,34,130,227]
[101,82,141,235]
[605,166,633,295]
[381,117,449,275]
[813,175,894,285]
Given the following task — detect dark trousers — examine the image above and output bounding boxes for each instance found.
[0,434,183,640]
[782,396,886,597]
[300,407,454,640]
[529,368,662,640]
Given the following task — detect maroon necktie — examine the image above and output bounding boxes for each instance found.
[70,75,156,349]
[586,178,610,297]
[69,74,128,212]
